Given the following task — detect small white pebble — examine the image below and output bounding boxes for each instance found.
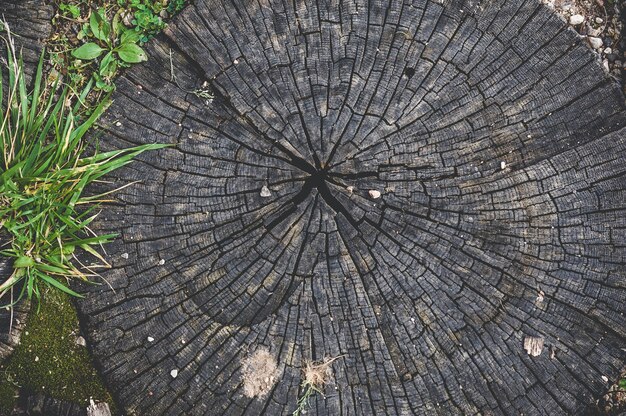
[536,290,545,303]
[369,190,381,199]
[588,36,603,50]
[602,375,609,383]
[170,369,178,378]
[260,186,272,198]
[233,59,239,64]
[595,17,603,24]
[346,186,354,193]
[35,356,39,362]
[158,259,165,266]
[569,14,584,25]
[500,161,507,170]
[115,121,122,127]
[121,253,129,259]
[148,336,155,342]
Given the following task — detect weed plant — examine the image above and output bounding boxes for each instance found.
[0,25,167,306]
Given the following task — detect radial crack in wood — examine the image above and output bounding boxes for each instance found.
[74,0,626,414]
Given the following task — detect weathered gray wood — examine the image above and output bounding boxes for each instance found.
[0,0,52,80]
[76,0,626,414]
[23,393,87,416]
[86,400,112,416]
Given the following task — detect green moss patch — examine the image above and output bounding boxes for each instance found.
[0,289,114,414]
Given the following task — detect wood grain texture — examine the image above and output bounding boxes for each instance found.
[75,0,626,414]
[0,0,52,79]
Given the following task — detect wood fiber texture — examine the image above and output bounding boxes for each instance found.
[76,0,626,414]
[0,0,52,79]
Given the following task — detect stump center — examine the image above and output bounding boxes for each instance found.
[307,168,329,190]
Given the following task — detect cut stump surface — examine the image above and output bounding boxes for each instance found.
[75,0,626,414]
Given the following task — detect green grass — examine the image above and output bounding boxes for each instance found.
[0,26,168,306]
[0,288,114,414]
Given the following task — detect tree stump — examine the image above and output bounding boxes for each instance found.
[75,0,626,414]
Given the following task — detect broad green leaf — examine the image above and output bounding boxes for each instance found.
[116,43,147,63]
[99,51,115,77]
[72,43,105,60]
[90,10,111,43]
[120,29,141,45]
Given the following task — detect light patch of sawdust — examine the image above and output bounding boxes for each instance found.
[242,348,280,398]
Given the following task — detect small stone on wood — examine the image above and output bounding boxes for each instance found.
[369,190,381,199]
[523,336,544,357]
[260,186,272,198]
[500,161,507,170]
[170,369,178,378]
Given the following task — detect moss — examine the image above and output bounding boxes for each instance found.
[0,289,115,415]
[0,378,18,414]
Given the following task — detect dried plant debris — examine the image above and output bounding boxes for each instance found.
[241,348,280,398]
[293,355,344,416]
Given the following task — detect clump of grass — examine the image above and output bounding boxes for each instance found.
[0,23,168,306]
[293,356,343,416]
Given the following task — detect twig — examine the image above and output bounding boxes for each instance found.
[168,48,214,101]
